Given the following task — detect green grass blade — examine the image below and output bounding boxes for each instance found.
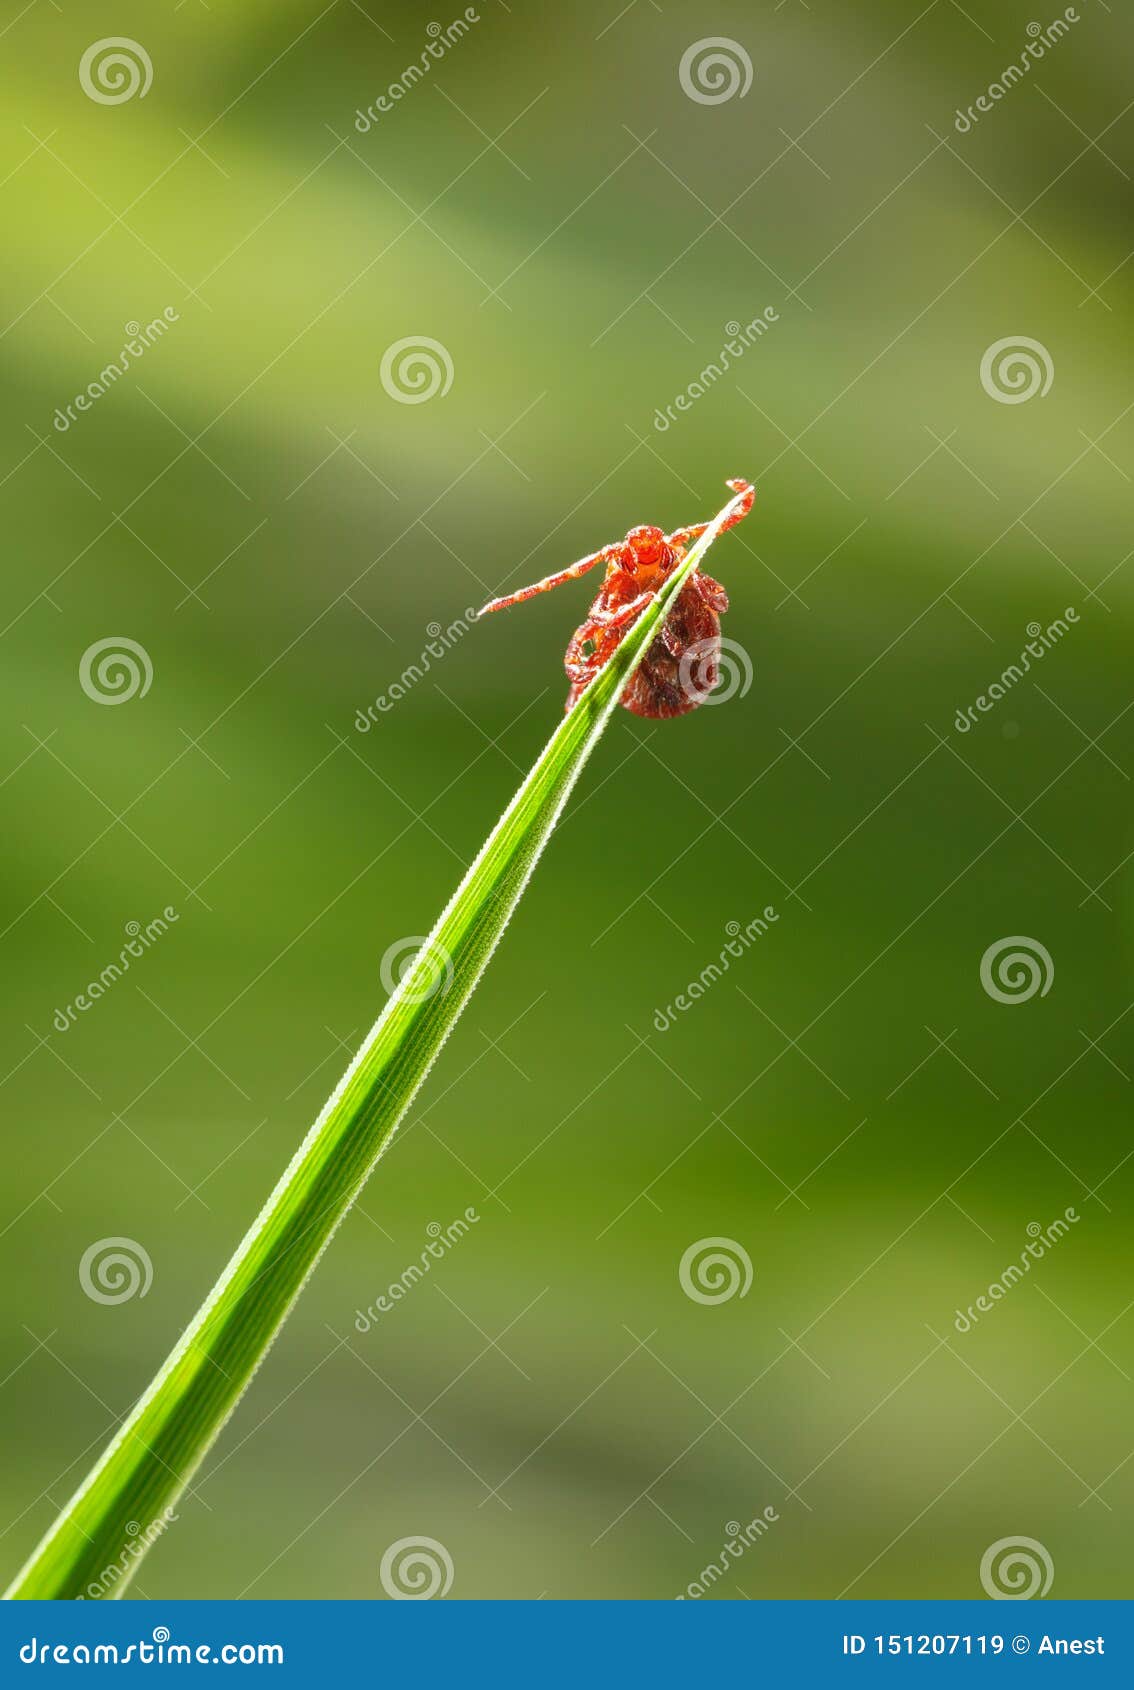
[4,482,751,1601]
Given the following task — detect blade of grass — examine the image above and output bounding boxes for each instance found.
[5,481,752,1601]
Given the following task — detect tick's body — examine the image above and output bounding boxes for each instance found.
[477,478,754,719]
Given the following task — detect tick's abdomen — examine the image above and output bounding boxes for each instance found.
[621,578,722,719]
[564,572,728,720]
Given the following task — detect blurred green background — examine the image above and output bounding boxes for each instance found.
[1,0,1131,1601]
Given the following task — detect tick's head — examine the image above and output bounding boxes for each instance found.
[625,525,666,569]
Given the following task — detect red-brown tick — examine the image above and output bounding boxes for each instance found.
[477,478,755,719]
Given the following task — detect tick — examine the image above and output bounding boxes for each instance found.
[477,478,755,718]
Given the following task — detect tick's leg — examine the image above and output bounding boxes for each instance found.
[665,521,709,550]
[477,542,625,617]
[694,572,729,614]
[597,590,653,632]
[666,478,755,550]
[565,591,653,693]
